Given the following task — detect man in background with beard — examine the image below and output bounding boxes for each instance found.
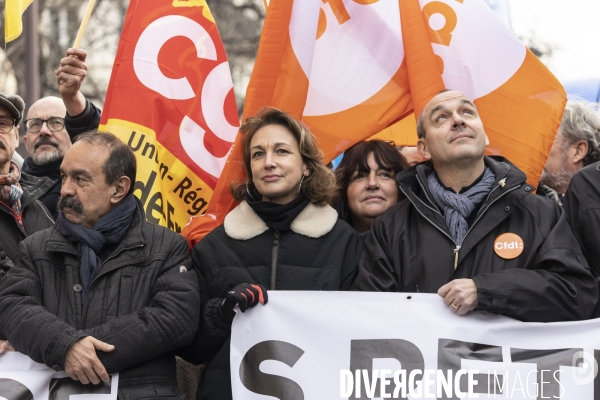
[22,97,73,219]
[540,101,600,204]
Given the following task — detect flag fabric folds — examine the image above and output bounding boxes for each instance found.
[99,0,238,233]
[181,0,566,247]
[4,0,34,43]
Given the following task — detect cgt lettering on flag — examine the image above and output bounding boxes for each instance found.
[100,0,238,232]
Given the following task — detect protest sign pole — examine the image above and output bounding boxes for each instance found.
[72,0,97,48]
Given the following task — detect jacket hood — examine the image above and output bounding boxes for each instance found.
[224,200,339,240]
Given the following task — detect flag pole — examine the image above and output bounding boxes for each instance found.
[72,0,97,48]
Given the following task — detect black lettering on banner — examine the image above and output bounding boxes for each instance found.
[141,142,156,160]
[128,131,144,152]
[146,191,164,224]
[167,201,182,233]
[239,340,305,400]
[349,339,424,400]
[173,177,208,216]
[49,377,111,400]
[128,130,208,227]
[174,177,192,198]
[0,378,34,400]
[510,347,582,399]
[437,339,503,399]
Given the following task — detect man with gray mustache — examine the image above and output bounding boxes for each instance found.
[22,97,75,219]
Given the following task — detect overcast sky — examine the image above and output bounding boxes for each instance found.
[508,0,600,83]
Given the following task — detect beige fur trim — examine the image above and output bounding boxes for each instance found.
[224,201,339,240]
[224,201,268,240]
[291,203,338,238]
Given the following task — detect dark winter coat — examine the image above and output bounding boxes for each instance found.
[353,156,598,322]
[0,200,200,400]
[0,172,54,263]
[564,161,600,316]
[181,201,363,400]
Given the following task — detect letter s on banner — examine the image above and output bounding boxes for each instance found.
[133,15,217,100]
[0,378,34,400]
[239,340,305,400]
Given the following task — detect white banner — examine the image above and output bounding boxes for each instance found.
[231,292,600,400]
[0,352,118,400]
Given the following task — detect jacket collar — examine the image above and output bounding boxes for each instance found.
[224,200,339,240]
[19,172,56,201]
[397,156,525,207]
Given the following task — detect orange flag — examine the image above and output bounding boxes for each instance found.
[99,0,239,233]
[182,0,565,247]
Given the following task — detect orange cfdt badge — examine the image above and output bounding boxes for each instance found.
[494,233,524,259]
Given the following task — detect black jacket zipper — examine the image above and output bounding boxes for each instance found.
[270,231,279,290]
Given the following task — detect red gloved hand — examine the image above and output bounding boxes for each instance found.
[219,283,268,320]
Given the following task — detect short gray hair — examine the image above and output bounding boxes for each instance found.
[559,100,600,166]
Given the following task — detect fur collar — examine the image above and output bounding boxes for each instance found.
[224,200,338,240]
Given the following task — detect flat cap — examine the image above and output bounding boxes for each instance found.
[0,93,25,125]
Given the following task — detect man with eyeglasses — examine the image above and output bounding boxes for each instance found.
[0,93,54,272]
[22,97,77,219]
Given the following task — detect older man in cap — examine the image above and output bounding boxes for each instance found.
[0,93,54,271]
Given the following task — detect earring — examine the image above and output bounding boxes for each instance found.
[246,180,257,201]
[298,175,305,193]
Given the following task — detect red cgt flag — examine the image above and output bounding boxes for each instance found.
[100,0,239,233]
[182,0,565,247]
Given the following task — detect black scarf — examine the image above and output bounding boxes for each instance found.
[22,157,62,181]
[246,193,310,232]
[58,195,137,302]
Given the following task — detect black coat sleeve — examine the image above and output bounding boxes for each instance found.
[83,237,200,374]
[472,207,599,322]
[563,167,600,279]
[65,99,101,139]
[351,213,401,292]
[176,241,232,365]
[0,242,87,367]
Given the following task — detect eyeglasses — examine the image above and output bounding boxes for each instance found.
[24,117,65,133]
[0,117,16,134]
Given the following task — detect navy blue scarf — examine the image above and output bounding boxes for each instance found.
[58,195,137,301]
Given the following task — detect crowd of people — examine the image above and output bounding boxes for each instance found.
[0,48,600,400]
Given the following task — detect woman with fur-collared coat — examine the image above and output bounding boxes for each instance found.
[180,108,363,400]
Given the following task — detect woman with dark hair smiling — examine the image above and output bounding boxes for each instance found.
[333,140,407,233]
[182,107,363,400]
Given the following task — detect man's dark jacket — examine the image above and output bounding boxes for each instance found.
[353,156,598,322]
[564,161,600,316]
[0,200,200,399]
[0,172,54,263]
[180,201,363,400]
